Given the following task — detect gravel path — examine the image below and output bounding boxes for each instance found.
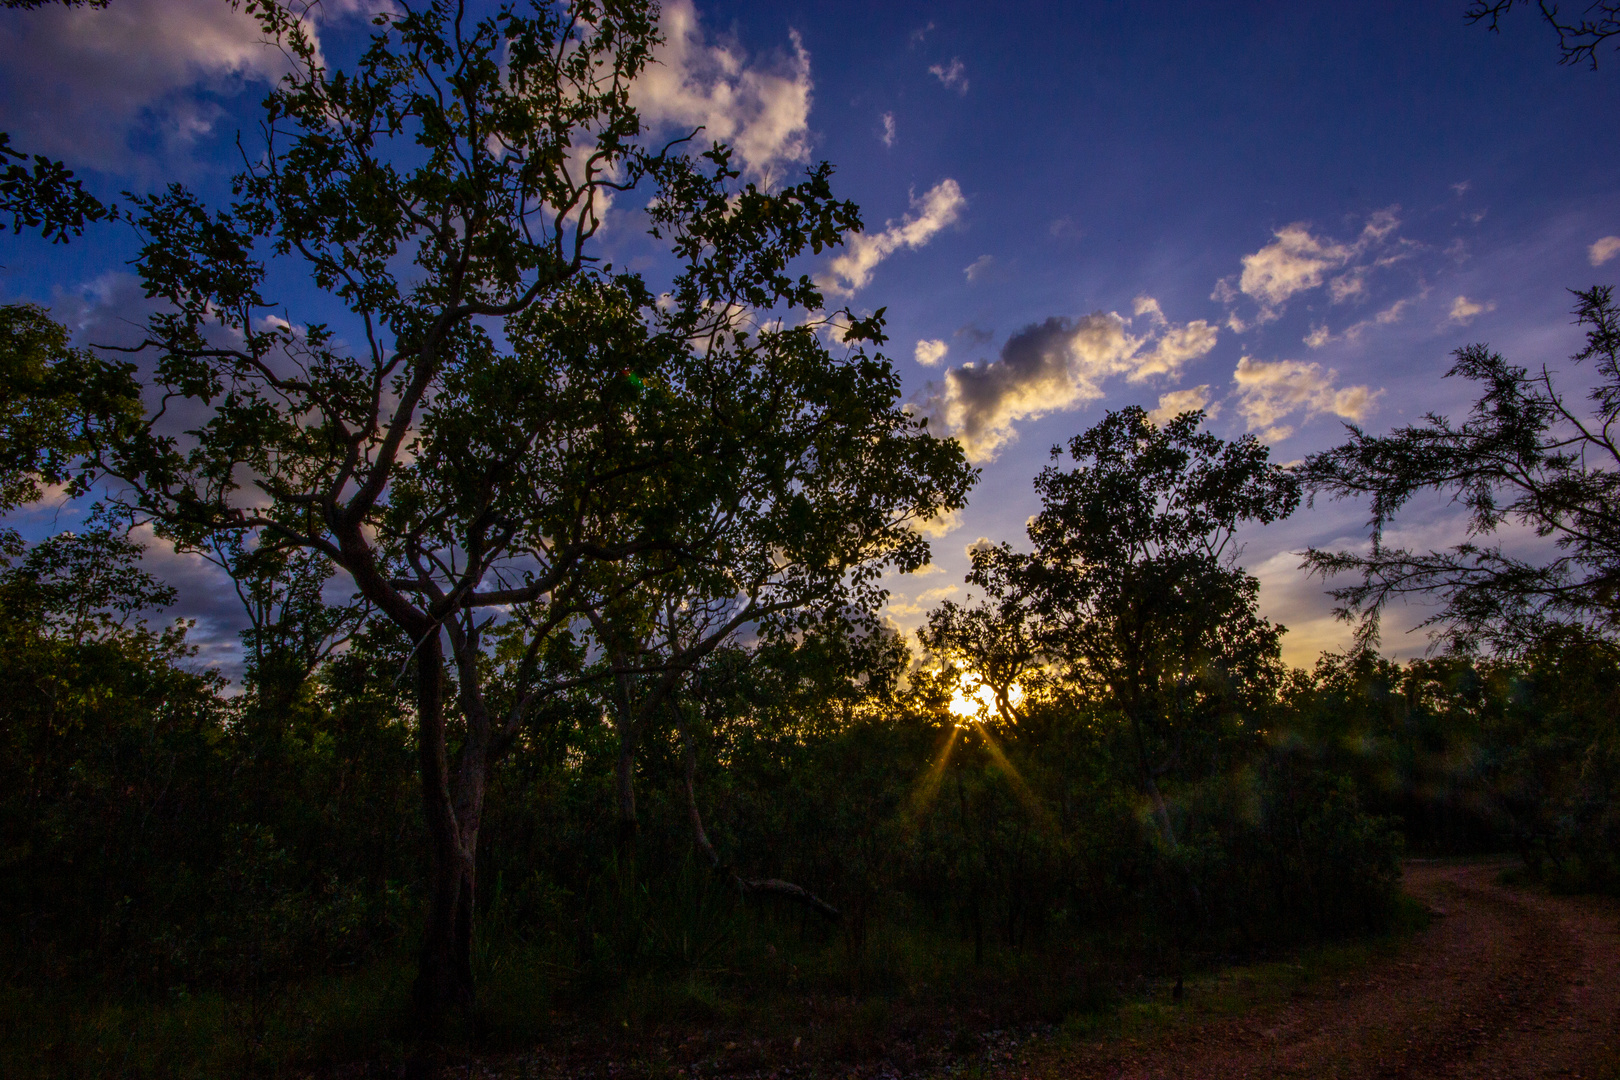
[1030,859,1620,1080]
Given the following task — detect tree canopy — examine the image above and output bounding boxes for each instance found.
[927,407,1300,844]
[1301,286,1620,657]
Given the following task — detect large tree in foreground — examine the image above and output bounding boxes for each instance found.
[928,408,1298,846]
[1301,286,1620,657]
[83,0,972,1022]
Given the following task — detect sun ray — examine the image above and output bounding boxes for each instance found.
[973,723,1057,832]
[906,725,960,822]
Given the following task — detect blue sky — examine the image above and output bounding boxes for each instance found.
[2,0,1617,670]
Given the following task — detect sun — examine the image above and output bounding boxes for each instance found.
[947,673,1023,724]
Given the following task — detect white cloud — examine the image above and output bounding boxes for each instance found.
[929,57,968,93]
[911,562,946,576]
[887,583,958,618]
[1134,319,1219,379]
[1449,295,1496,324]
[880,111,896,147]
[965,536,996,559]
[914,339,948,366]
[1589,236,1620,266]
[1232,356,1381,443]
[1148,385,1218,426]
[1328,270,1367,304]
[911,508,963,538]
[822,178,965,296]
[0,0,314,168]
[1240,224,1353,308]
[1223,208,1402,321]
[1452,180,1472,196]
[632,0,813,182]
[1374,296,1415,325]
[928,300,1218,461]
[1305,290,1426,347]
[964,254,995,282]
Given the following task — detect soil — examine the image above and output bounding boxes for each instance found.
[1025,858,1620,1080]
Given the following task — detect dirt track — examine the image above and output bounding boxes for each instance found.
[1033,859,1620,1080]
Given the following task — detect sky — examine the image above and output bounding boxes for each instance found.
[2,0,1617,674]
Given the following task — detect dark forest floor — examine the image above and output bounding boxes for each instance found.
[430,858,1619,1080]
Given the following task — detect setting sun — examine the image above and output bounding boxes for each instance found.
[947,674,1023,723]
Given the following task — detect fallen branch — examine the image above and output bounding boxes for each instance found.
[676,701,840,922]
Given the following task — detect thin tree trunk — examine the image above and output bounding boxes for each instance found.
[1130,708,1179,848]
[411,632,476,1027]
[675,701,839,921]
[615,717,638,848]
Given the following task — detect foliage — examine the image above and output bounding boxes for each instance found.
[3,2,1616,1070]
[1302,286,1620,656]
[927,407,1300,845]
[0,304,140,516]
[0,132,112,243]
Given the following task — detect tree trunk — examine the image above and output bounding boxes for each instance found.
[613,702,638,889]
[1130,707,1179,848]
[411,633,477,1028]
[676,701,840,920]
[615,721,638,846]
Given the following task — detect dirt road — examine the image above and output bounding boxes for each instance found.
[1033,859,1620,1080]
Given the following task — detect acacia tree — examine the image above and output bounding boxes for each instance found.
[1301,286,1620,657]
[929,408,1299,846]
[79,0,970,1022]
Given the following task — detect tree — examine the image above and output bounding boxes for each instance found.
[0,304,139,518]
[0,132,113,243]
[78,0,971,1023]
[1467,0,1620,68]
[0,529,228,981]
[928,408,1299,847]
[1300,286,1620,657]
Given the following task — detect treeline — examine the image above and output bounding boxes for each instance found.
[3,482,1615,1011]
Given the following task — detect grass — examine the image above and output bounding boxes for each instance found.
[0,894,1433,1078]
[0,957,417,1079]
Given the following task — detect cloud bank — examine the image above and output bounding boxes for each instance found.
[0,0,309,168]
